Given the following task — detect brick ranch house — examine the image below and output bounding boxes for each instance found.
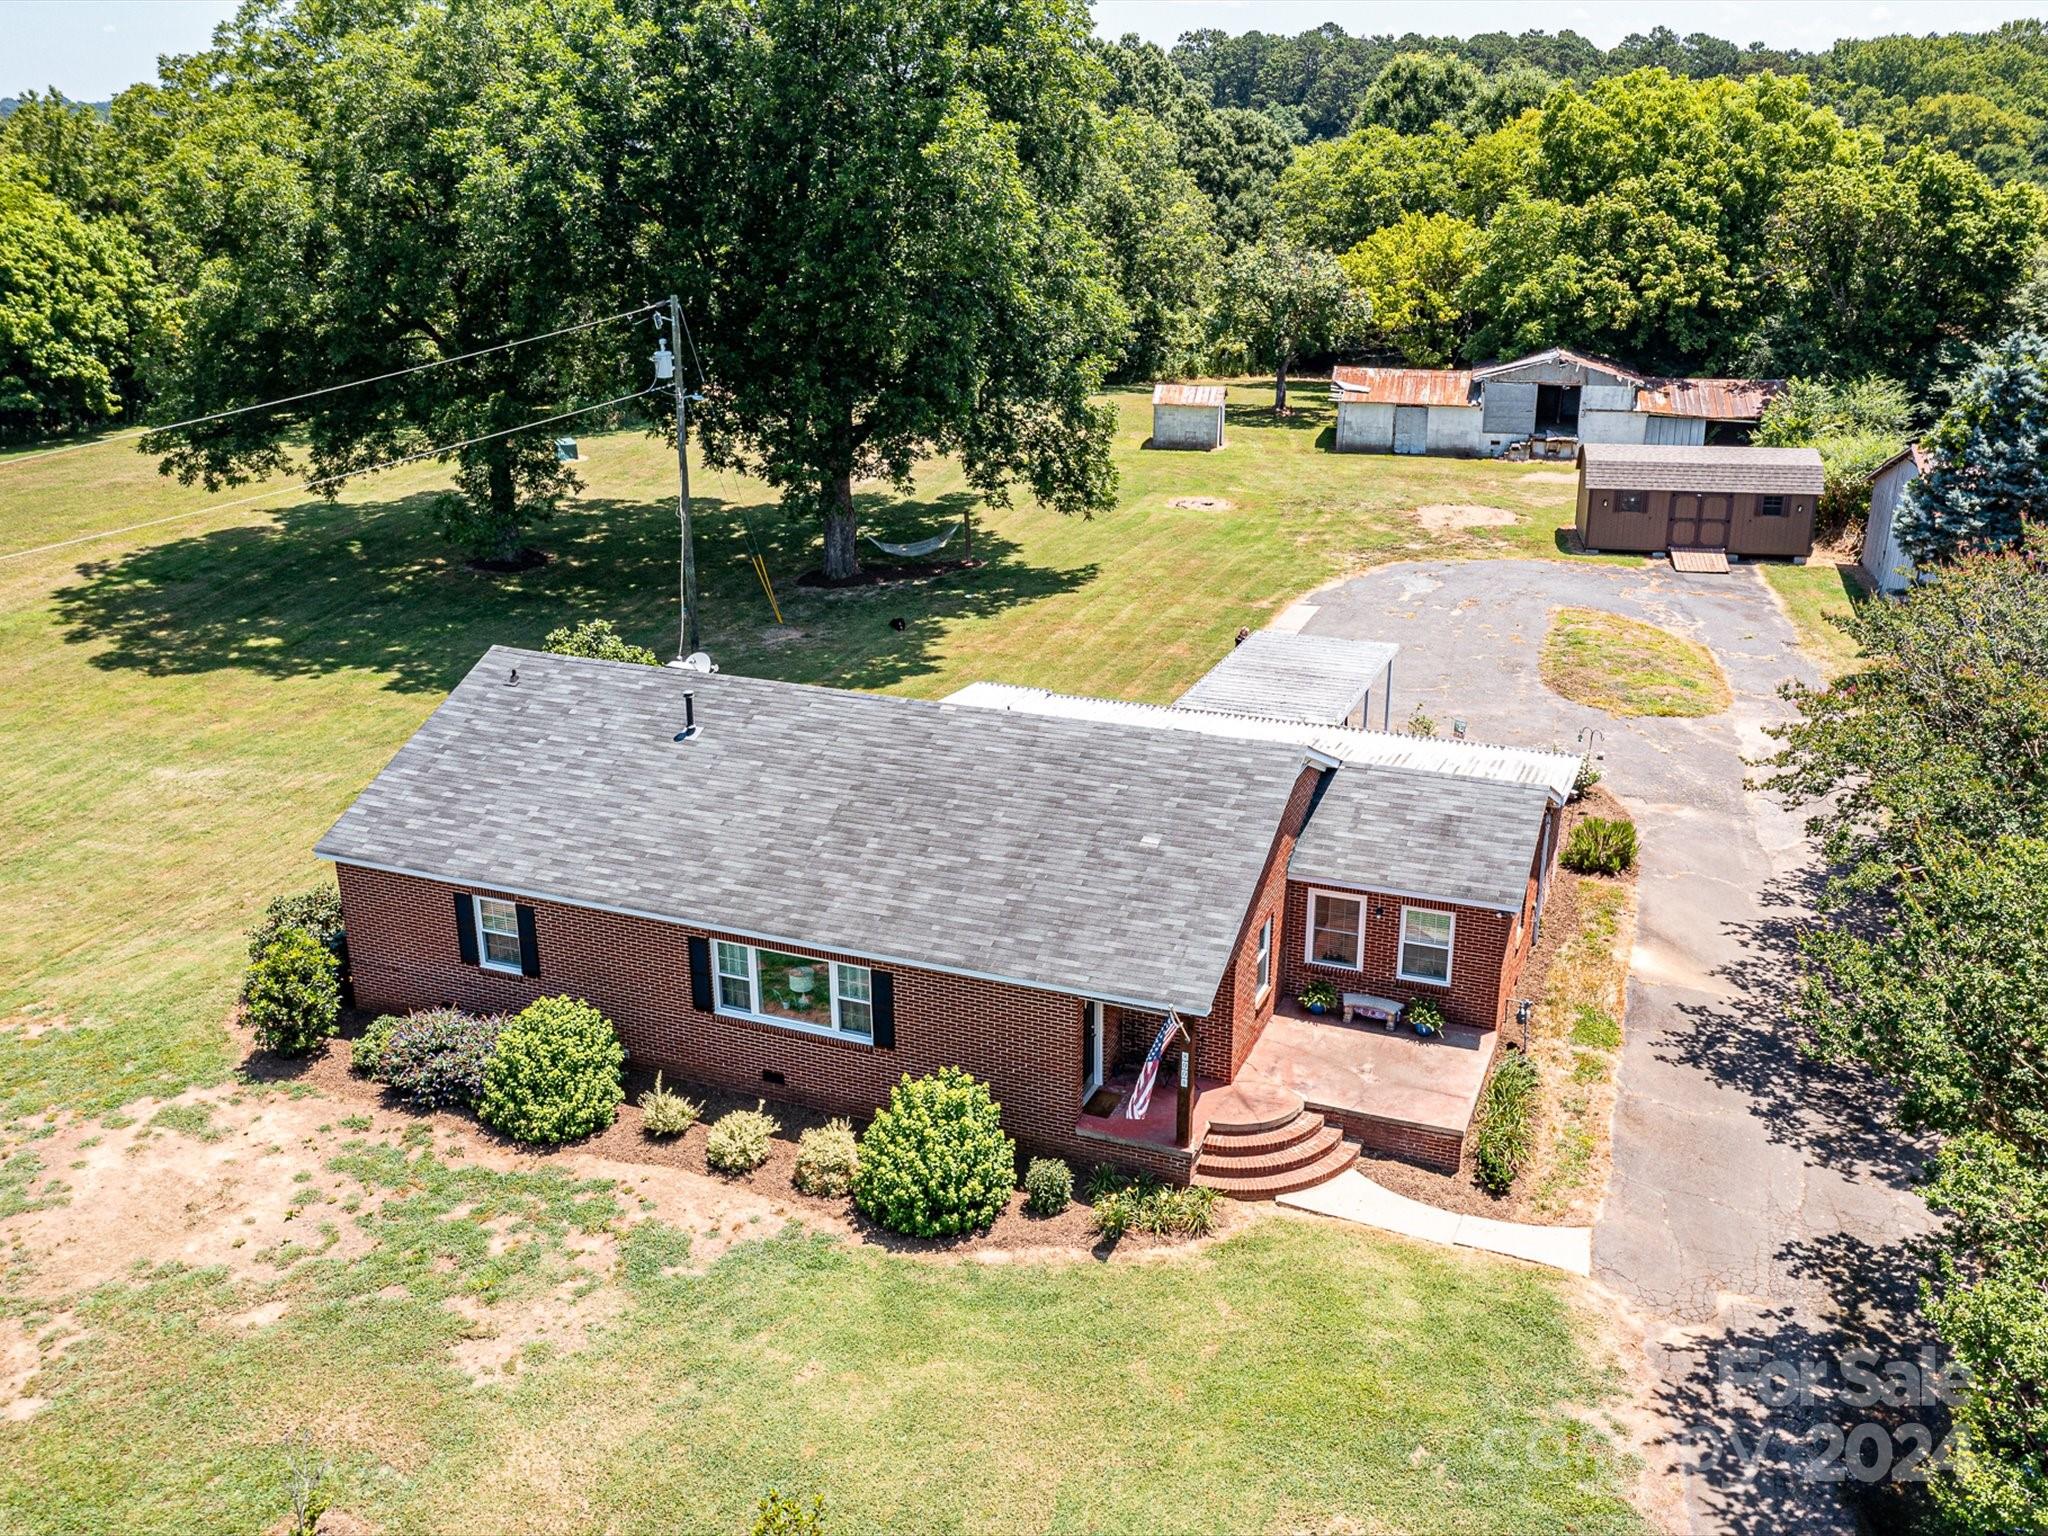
[320,634,1576,1197]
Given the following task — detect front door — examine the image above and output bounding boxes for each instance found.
[1392,405,1428,454]
[1668,493,1731,549]
[1082,1001,1104,1096]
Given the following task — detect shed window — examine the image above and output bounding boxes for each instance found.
[1758,495,1787,517]
[1307,892,1363,970]
[1618,490,1648,513]
[475,897,523,973]
[713,941,873,1041]
[1397,907,1455,986]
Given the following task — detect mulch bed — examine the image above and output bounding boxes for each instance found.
[796,556,981,589]
[245,1011,1242,1260]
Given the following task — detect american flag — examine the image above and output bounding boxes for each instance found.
[1125,1012,1180,1120]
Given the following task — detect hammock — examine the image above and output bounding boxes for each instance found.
[864,520,964,559]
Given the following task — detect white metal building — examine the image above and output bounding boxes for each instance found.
[1173,629,1399,731]
[1150,383,1227,450]
[1860,444,1928,595]
[1331,348,1782,460]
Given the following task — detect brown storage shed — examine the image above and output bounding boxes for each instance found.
[1576,443,1822,561]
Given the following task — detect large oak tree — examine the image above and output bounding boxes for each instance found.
[636,0,1125,581]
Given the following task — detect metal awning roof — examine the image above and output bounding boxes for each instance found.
[1174,630,1398,727]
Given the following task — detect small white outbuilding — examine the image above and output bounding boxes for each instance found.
[1860,444,1928,595]
[1151,383,1226,450]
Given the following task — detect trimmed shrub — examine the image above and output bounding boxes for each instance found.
[1473,1050,1540,1194]
[793,1120,860,1197]
[638,1073,702,1138]
[383,1008,505,1112]
[1561,815,1638,876]
[479,995,626,1146]
[706,1102,780,1173]
[1023,1156,1073,1216]
[852,1068,1016,1237]
[350,1014,403,1079]
[246,886,345,963]
[241,929,341,1056]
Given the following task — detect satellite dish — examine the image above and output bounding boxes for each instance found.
[670,651,716,673]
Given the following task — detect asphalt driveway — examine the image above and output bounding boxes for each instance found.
[1298,558,1932,1536]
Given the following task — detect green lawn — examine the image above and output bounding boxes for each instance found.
[1540,607,1733,718]
[0,1120,1642,1536]
[0,383,1596,1122]
[0,385,1653,1535]
[1760,559,1868,680]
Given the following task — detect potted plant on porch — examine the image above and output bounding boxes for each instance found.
[1408,1000,1445,1038]
[1298,980,1339,1015]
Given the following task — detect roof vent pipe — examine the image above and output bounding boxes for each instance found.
[674,691,700,743]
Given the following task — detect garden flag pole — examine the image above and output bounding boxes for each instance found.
[1125,1012,1180,1121]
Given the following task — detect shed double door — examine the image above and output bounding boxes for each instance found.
[1392,406,1429,455]
[1667,492,1731,550]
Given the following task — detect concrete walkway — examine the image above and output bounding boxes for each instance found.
[1279,1168,1593,1275]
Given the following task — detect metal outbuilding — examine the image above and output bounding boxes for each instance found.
[1151,383,1226,450]
[1859,444,1928,595]
[1576,443,1822,561]
[1174,629,1399,731]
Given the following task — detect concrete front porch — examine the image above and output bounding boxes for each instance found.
[1241,998,1497,1172]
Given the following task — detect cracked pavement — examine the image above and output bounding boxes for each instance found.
[1302,558,1935,1535]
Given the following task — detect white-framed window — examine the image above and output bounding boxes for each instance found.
[1255,916,1273,1000]
[1306,891,1364,970]
[475,896,523,973]
[1397,906,1455,986]
[712,941,874,1041]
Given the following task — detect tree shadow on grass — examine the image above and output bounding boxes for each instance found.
[52,485,1092,695]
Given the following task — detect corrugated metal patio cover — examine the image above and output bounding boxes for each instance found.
[1175,630,1399,728]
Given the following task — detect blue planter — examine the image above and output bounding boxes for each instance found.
[1304,1001,1328,1015]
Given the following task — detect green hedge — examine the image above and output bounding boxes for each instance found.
[852,1068,1015,1237]
[241,928,341,1056]
[478,995,625,1145]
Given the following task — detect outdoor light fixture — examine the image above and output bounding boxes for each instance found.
[1515,997,1534,1050]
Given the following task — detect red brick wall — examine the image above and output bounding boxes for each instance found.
[1280,881,1517,1032]
[1198,766,1324,1078]
[1277,800,1560,1033]
[335,864,1199,1181]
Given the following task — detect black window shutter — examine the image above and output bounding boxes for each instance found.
[455,893,478,965]
[515,904,540,977]
[871,970,895,1049]
[687,936,713,1012]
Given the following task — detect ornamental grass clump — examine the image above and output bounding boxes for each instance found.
[793,1119,860,1197]
[241,928,342,1056]
[1561,816,1638,876]
[1473,1050,1541,1194]
[852,1068,1016,1237]
[479,995,626,1146]
[1086,1167,1219,1238]
[382,1008,506,1112]
[706,1102,780,1173]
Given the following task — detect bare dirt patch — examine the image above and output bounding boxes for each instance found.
[1413,502,1518,534]
[1168,496,1233,511]
[1520,468,1580,484]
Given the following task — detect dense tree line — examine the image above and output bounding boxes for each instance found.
[6,7,2048,573]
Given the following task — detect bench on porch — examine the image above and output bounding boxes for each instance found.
[1341,992,1406,1028]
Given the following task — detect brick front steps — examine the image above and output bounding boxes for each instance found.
[1194,1092,1358,1200]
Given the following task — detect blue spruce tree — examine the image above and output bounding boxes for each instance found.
[1898,330,2048,564]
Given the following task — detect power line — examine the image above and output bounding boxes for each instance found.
[0,386,660,564]
[0,300,665,474]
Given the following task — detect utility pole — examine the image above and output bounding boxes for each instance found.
[664,294,701,659]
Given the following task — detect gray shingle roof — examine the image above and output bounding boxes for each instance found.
[1579,443,1823,494]
[1174,630,1399,727]
[1290,764,1552,913]
[317,647,1319,1015]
